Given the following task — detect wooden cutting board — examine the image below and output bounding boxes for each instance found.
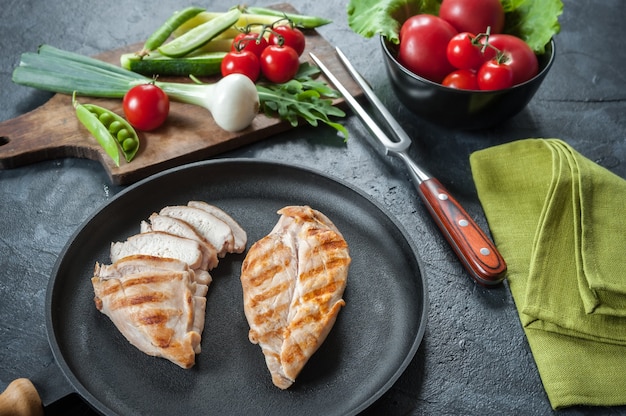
[0,4,361,185]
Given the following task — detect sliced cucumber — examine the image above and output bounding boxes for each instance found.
[121,51,226,77]
[158,8,240,58]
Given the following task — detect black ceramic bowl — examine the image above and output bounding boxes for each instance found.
[380,36,556,130]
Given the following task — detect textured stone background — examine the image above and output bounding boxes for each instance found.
[1,0,625,414]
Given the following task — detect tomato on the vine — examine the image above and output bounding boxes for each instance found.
[398,14,457,83]
[446,32,495,70]
[269,24,306,56]
[260,44,300,83]
[122,84,169,131]
[231,32,269,58]
[439,0,505,34]
[442,69,479,90]
[477,59,514,90]
[488,34,539,85]
[221,50,260,82]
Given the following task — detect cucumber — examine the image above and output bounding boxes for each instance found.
[120,51,226,77]
[139,6,206,56]
[158,8,240,58]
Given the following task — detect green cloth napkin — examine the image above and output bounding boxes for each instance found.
[469,138,626,409]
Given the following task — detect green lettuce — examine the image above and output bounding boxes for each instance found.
[500,0,563,53]
[346,0,562,53]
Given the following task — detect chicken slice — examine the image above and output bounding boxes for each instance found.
[187,201,247,254]
[240,205,351,389]
[159,205,234,257]
[91,268,207,369]
[95,254,212,287]
[110,231,205,271]
[141,213,219,270]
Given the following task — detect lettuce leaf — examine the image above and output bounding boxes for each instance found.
[346,0,439,44]
[500,0,563,53]
[346,0,563,53]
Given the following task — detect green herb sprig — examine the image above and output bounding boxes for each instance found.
[256,63,348,140]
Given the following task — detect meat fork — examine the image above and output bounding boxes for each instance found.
[309,48,507,286]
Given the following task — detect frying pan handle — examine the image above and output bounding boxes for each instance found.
[418,178,507,286]
[0,379,44,416]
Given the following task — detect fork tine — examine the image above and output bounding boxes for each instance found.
[334,47,413,146]
[309,52,397,150]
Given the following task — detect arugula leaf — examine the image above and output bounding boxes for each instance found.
[346,0,563,53]
[257,63,348,139]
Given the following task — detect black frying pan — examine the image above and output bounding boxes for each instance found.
[46,159,428,415]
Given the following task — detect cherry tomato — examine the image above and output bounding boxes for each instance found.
[446,32,495,70]
[260,44,300,83]
[398,14,458,83]
[221,50,260,82]
[477,59,514,90]
[439,0,505,34]
[442,69,479,90]
[231,32,269,57]
[488,34,539,85]
[122,84,169,131]
[269,24,306,56]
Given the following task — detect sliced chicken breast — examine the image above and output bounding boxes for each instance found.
[141,213,219,270]
[92,200,247,369]
[187,201,247,254]
[95,254,212,286]
[110,231,205,271]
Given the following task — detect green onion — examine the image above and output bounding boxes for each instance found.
[12,45,258,131]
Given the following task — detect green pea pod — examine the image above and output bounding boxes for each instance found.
[72,94,120,167]
[241,6,332,28]
[83,103,140,163]
[140,6,206,56]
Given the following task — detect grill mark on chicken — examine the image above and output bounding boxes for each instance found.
[247,264,288,287]
[252,302,290,326]
[118,293,166,308]
[137,310,170,326]
[249,280,293,306]
[241,205,350,389]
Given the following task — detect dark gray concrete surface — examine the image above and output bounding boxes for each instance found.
[1,1,625,414]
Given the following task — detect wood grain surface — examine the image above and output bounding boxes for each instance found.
[0,4,360,185]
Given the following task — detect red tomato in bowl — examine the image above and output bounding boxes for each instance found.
[446,32,495,70]
[477,59,514,90]
[442,69,479,90]
[398,14,457,83]
[439,0,505,34]
[489,34,539,85]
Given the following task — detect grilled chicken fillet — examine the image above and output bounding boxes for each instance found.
[240,205,351,389]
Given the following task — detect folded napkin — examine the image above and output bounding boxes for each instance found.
[470,138,626,409]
